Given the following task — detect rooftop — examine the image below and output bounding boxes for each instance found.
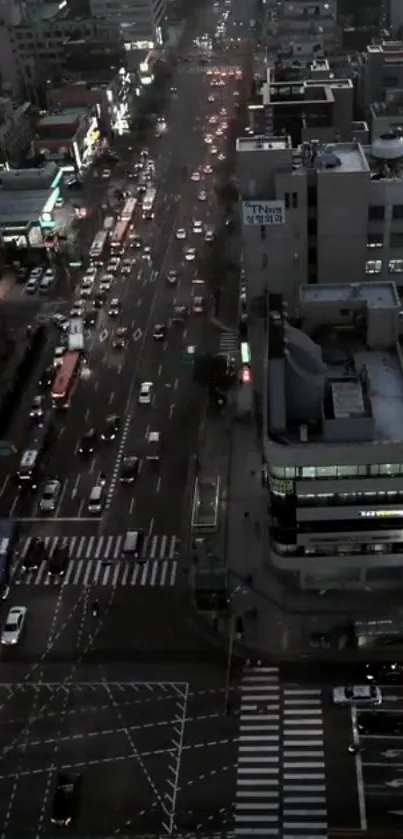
[300,282,399,308]
[37,113,80,128]
[371,99,403,118]
[0,190,51,226]
[236,136,292,153]
[267,285,403,446]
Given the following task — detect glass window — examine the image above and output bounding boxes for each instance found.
[336,465,358,476]
[269,466,286,478]
[390,232,403,248]
[284,467,295,478]
[379,463,399,475]
[368,205,385,221]
[370,465,380,476]
[316,466,337,478]
[389,259,403,273]
[365,259,382,274]
[393,204,403,220]
[301,467,316,478]
[367,233,383,248]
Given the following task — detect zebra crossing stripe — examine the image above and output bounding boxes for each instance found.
[15,558,178,588]
[18,533,178,562]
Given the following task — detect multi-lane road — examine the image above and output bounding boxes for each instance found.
[0,1,241,552]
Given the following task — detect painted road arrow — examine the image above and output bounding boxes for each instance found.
[382,750,403,759]
[386,779,403,788]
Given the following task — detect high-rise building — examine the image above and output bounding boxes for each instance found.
[89,0,166,47]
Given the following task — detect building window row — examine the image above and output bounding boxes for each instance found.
[369,204,403,221]
[269,464,403,479]
[365,259,403,274]
[368,232,403,249]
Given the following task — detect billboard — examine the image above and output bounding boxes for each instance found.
[242,200,285,226]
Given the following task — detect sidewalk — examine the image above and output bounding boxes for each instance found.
[193,402,403,658]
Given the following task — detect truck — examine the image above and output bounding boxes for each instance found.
[68,318,84,352]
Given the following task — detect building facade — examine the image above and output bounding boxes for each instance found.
[265,283,403,590]
[89,0,166,46]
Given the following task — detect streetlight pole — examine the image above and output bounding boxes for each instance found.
[224,610,236,714]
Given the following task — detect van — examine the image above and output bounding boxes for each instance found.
[39,276,53,294]
[87,485,104,514]
[122,530,144,558]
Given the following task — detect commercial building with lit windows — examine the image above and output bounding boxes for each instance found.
[265,282,403,591]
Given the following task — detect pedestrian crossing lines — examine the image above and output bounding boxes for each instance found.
[235,665,280,836]
[219,331,238,354]
[281,686,327,839]
[13,534,179,588]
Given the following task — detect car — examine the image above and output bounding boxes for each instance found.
[78,429,97,456]
[70,305,83,319]
[39,366,55,390]
[101,414,120,441]
[176,228,187,240]
[52,313,69,332]
[203,164,213,175]
[121,258,133,274]
[185,247,196,262]
[48,545,69,576]
[81,276,94,290]
[25,276,39,294]
[139,381,153,405]
[205,228,215,242]
[40,479,62,512]
[358,713,403,736]
[99,279,112,293]
[1,606,27,646]
[208,94,215,102]
[102,168,111,179]
[51,772,81,827]
[205,134,213,145]
[210,145,218,155]
[112,335,127,350]
[107,258,120,273]
[84,308,98,327]
[22,537,45,571]
[39,275,54,293]
[43,267,56,281]
[332,685,382,707]
[79,283,93,299]
[30,266,43,279]
[108,298,120,317]
[53,346,66,367]
[193,220,203,234]
[93,292,106,309]
[29,395,44,422]
[216,128,224,137]
[218,152,226,161]
[192,295,204,314]
[167,269,178,285]
[130,234,143,249]
[119,455,140,483]
[365,662,403,682]
[143,246,152,260]
[153,324,167,341]
[84,266,97,281]
[191,171,201,182]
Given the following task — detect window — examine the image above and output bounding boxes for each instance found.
[389,259,403,273]
[365,259,382,274]
[308,217,317,236]
[368,205,385,221]
[292,192,298,209]
[260,225,266,241]
[393,205,403,220]
[367,233,383,249]
[262,253,268,268]
[284,193,290,210]
[390,232,403,248]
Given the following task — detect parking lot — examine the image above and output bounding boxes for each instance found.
[0,678,188,836]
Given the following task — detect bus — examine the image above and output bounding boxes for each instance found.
[191,475,221,532]
[89,230,108,262]
[121,198,137,222]
[103,216,115,232]
[142,188,157,220]
[68,318,84,352]
[17,414,53,487]
[110,219,130,252]
[0,520,18,598]
[51,352,82,409]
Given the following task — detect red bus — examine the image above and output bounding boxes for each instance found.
[111,219,130,252]
[51,351,82,408]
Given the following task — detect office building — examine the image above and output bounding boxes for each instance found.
[356,39,403,115]
[0,98,32,163]
[265,0,338,64]
[89,0,166,47]
[265,283,403,590]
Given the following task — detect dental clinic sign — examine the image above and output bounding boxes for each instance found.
[242,200,286,226]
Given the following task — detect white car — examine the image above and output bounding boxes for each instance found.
[1,606,27,646]
[70,305,83,319]
[30,266,43,279]
[139,381,153,405]
[176,228,187,240]
[203,164,213,174]
[218,153,226,161]
[193,220,203,234]
[52,313,69,332]
[99,280,112,293]
[84,266,97,281]
[208,95,215,103]
[43,267,56,282]
[121,259,133,274]
[40,479,62,512]
[102,168,111,179]
[332,685,382,707]
[107,258,120,273]
[185,248,196,262]
[191,171,201,182]
[53,346,66,367]
[25,277,39,294]
[205,228,215,242]
[198,191,207,202]
[210,146,218,155]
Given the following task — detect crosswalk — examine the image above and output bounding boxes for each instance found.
[235,665,328,838]
[219,331,238,353]
[12,534,179,588]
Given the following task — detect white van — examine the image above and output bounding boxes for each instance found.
[87,485,105,514]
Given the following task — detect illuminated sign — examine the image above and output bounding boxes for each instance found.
[360,510,403,518]
[241,342,250,364]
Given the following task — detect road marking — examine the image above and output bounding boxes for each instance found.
[133,327,142,341]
